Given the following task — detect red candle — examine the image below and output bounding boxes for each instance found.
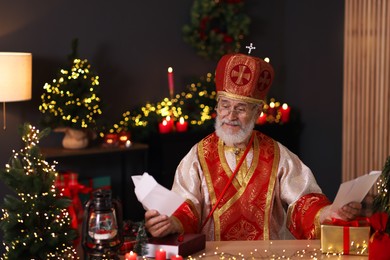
[155,248,166,260]
[166,116,174,129]
[170,255,183,260]
[168,67,174,99]
[268,101,276,117]
[125,251,137,260]
[159,119,172,134]
[280,103,291,123]
[256,112,267,125]
[118,131,131,145]
[104,133,118,146]
[176,117,188,132]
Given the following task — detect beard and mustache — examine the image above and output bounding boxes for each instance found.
[214,113,257,145]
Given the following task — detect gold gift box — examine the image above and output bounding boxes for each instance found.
[321,224,370,255]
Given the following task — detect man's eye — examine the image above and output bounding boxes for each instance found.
[236,108,246,113]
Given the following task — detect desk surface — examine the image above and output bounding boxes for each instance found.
[118,240,367,259]
[193,240,367,259]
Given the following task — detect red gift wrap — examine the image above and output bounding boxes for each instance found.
[55,172,92,228]
[369,212,390,260]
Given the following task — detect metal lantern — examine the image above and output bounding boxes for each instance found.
[82,189,123,259]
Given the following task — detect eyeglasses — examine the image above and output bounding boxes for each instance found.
[215,102,254,116]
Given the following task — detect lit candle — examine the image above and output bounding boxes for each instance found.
[118,131,131,145]
[168,67,174,99]
[125,251,137,260]
[176,117,188,132]
[125,140,132,148]
[155,248,166,260]
[170,255,183,260]
[268,101,276,117]
[280,103,291,123]
[159,119,172,134]
[256,112,267,125]
[104,133,118,146]
[166,115,174,129]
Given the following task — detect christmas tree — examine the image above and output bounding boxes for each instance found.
[372,156,390,234]
[0,123,78,259]
[132,221,148,256]
[39,39,103,130]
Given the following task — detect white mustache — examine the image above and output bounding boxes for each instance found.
[221,119,241,127]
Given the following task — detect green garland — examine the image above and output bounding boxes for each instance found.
[182,0,250,60]
[107,73,217,142]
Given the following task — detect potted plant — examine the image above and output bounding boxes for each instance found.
[39,40,103,149]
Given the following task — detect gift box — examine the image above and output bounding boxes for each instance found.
[145,233,206,258]
[79,175,111,204]
[321,224,370,255]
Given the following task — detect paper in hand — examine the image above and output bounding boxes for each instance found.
[331,170,381,211]
[131,172,185,216]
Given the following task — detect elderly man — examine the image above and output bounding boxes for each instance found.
[145,52,361,240]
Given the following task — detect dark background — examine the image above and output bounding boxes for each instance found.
[0,0,344,246]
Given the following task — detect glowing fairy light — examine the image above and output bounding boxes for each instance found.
[39,58,103,130]
[0,124,79,259]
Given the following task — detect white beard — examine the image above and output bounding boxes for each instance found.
[215,116,256,145]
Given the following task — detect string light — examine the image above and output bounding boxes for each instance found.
[39,58,103,129]
[104,73,290,140]
[0,124,79,259]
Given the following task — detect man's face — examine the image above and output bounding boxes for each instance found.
[214,97,259,144]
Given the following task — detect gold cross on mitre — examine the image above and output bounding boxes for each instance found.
[246,43,256,54]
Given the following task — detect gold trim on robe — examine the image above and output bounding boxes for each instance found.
[198,131,278,240]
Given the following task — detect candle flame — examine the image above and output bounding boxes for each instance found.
[168,67,173,73]
[282,103,289,110]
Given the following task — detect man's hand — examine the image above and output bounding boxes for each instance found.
[337,202,362,221]
[320,202,362,223]
[144,210,180,237]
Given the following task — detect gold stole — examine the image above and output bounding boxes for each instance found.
[198,131,279,240]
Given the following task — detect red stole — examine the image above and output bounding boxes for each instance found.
[198,131,278,240]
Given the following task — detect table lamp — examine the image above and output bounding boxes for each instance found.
[0,52,32,130]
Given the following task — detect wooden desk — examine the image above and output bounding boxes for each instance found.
[117,240,367,259]
[41,143,149,221]
[195,240,367,259]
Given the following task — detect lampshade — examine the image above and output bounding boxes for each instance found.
[0,52,32,102]
[0,52,32,130]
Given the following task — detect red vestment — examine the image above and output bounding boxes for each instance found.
[172,131,331,240]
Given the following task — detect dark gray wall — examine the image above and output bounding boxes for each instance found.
[0,0,344,247]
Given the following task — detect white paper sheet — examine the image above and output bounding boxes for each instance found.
[131,172,185,216]
[331,170,381,211]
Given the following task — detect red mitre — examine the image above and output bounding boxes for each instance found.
[215,53,274,104]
